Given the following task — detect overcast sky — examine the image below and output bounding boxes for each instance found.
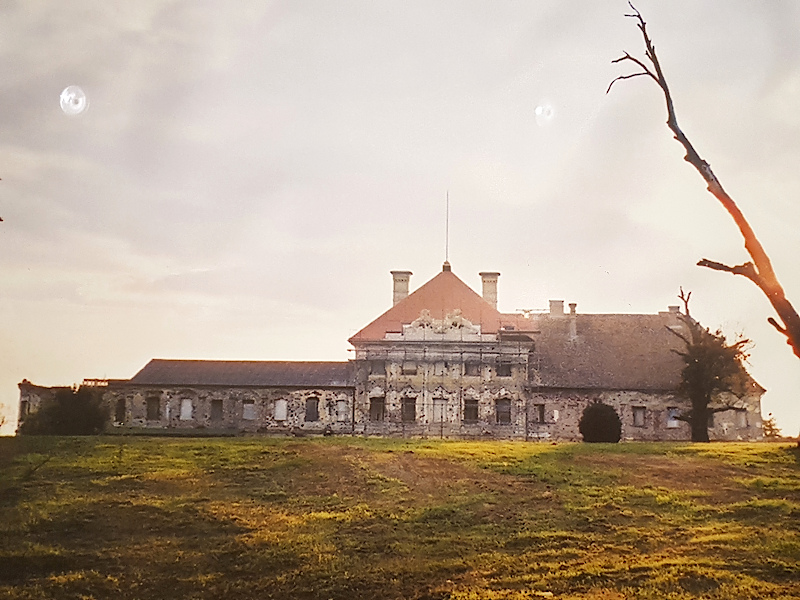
[2,1,799,435]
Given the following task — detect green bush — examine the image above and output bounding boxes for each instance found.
[18,387,109,435]
[579,402,621,443]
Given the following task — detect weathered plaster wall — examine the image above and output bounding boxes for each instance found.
[103,385,354,434]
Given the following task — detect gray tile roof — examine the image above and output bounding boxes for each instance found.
[531,313,685,391]
[128,359,353,388]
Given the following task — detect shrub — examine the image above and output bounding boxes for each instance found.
[579,402,621,443]
[18,387,109,435]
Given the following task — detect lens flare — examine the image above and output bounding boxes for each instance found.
[60,86,88,115]
[534,103,554,126]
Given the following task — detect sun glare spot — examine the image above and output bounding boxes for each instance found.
[60,86,88,115]
[534,103,554,126]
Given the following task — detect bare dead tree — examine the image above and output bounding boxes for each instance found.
[608,3,800,360]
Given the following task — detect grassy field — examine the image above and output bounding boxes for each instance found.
[0,436,798,599]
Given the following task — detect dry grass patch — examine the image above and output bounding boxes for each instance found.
[0,436,798,599]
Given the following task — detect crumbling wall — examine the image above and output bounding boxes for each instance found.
[102,385,354,434]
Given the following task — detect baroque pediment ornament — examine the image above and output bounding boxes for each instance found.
[409,309,480,334]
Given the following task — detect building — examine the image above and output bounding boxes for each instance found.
[17,263,764,440]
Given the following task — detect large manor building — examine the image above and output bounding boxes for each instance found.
[18,263,765,441]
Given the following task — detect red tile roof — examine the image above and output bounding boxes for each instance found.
[349,268,507,342]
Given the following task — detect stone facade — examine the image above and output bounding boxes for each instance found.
[17,264,765,441]
[104,385,354,435]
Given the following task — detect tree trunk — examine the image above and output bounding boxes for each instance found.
[691,397,711,443]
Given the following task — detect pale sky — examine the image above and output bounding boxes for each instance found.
[2,1,799,436]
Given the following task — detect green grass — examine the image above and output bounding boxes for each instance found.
[0,436,798,599]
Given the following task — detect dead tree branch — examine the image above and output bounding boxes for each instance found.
[610,2,800,360]
[678,287,692,317]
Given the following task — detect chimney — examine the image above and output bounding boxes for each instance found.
[568,303,577,339]
[390,271,412,306]
[549,300,564,317]
[479,272,500,309]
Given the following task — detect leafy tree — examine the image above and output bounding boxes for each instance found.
[669,303,751,443]
[579,402,622,443]
[609,4,800,360]
[18,386,109,435]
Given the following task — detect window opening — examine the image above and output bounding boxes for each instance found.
[305,397,319,422]
[496,398,512,424]
[146,397,161,421]
[401,362,417,375]
[633,406,646,427]
[369,397,385,422]
[401,397,416,422]
[180,398,193,421]
[463,398,479,423]
[243,399,256,421]
[432,398,447,423]
[666,407,681,428]
[210,399,224,421]
[274,399,288,421]
[336,399,348,422]
[114,398,126,423]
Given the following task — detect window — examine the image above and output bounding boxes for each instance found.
[146,397,161,421]
[19,400,29,421]
[305,397,319,422]
[633,406,646,427]
[114,398,126,424]
[369,397,385,422]
[496,363,512,378]
[666,407,681,428]
[463,398,479,423]
[180,399,193,421]
[210,399,224,422]
[552,409,559,422]
[736,409,748,428]
[496,398,512,424]
[336,400,348,422]
[401,362,417,375]
[370,361,384,376]
[242,399,256,421]
[274,399,288,421]
[432,398,447,423]
[464,362,481,376]
[401,397,416,423]
[531,403,545,424]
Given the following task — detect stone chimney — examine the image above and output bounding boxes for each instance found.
[479,272,500,309]
[568,303,577,339]
[390,271,412,306]
[549,300,564,317]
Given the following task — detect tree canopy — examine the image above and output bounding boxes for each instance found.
[18,387,109,436]
[671,313,751,442]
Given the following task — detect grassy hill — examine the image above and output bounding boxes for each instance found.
[0,436,798,599]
